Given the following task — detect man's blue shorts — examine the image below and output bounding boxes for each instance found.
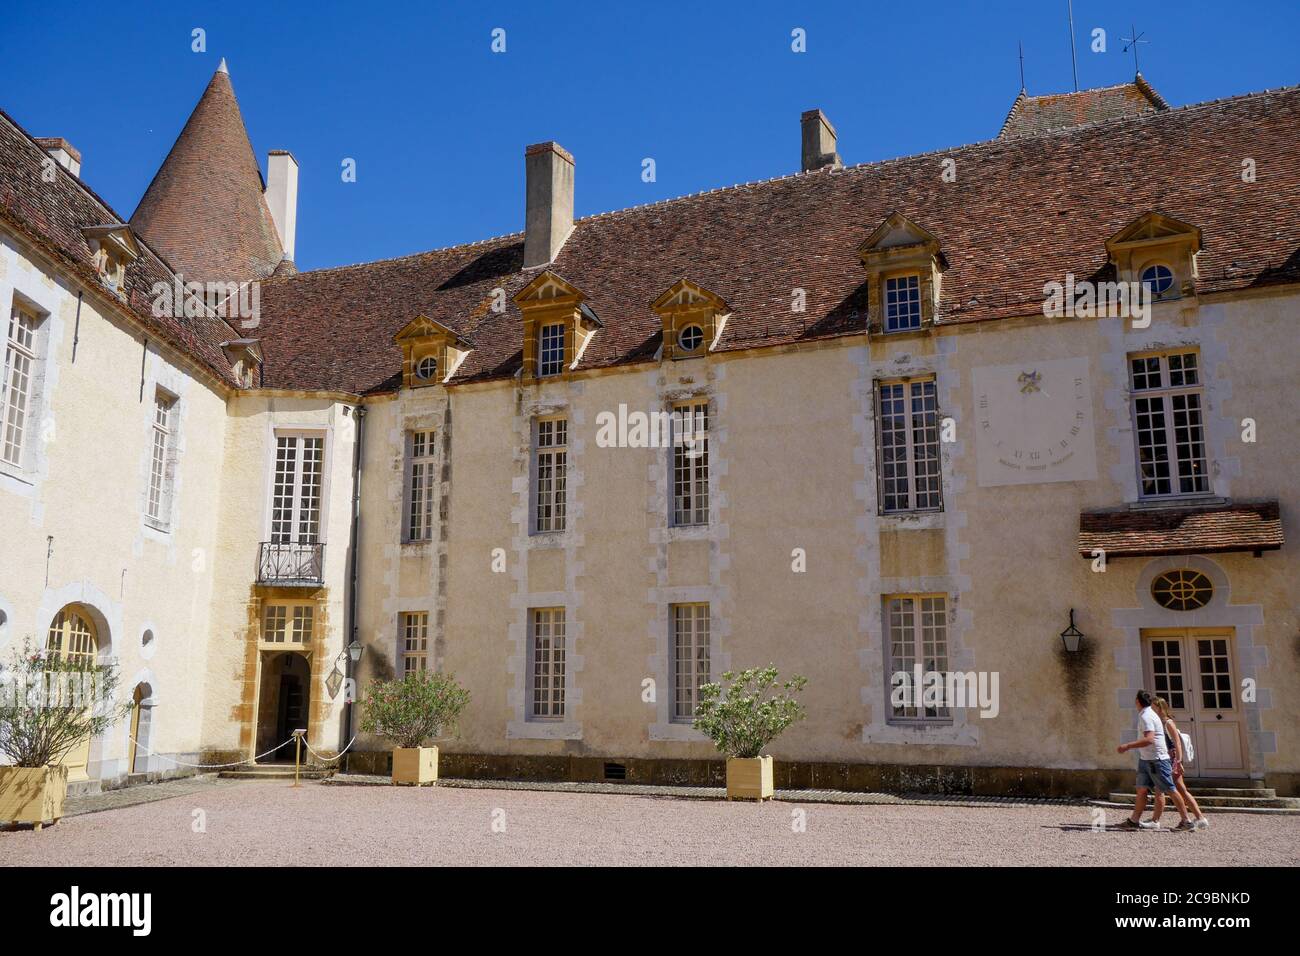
[1136,758,1177,793]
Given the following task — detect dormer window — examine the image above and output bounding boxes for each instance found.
[512,271,601,382]
[651,279,727,362]
[395,315,473,390]
[884,274,922,332]
[81,225,140,298]
[219,338,261,389]
[1141,264,1176,301]
[1106,212,1202,305]
[538,323,566,377]
[858,213,944,335]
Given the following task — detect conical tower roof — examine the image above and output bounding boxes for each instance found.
[131,61,283,282]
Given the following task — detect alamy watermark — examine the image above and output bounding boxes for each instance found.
[1043,273,1151,328]
[890,666,1000,718]
[150,276,260,329]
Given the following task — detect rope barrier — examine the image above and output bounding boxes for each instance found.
[303,735,357,764]
[125,734,299,770]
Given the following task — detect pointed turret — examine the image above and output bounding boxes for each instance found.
[131,63,283,283]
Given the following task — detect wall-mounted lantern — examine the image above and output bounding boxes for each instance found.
[1060,609,1085,653]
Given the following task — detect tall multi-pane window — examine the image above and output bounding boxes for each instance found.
[263,604,313,645]
[671,603,710,721]
[1129,350,1209,497]
[876,378,941,513]
[885,595,950,722]
[884,275,922,332]
[672,400,709,526]
[406,430,437,542]
[401,612,429,674]
[533,418,567,533]
[145,390,177,527]
[1,303,41,468]
[530,608,566,719]
[270,434,325,543]
[538,323,565,377]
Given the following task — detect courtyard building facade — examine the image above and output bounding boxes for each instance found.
[1,67,1296,797]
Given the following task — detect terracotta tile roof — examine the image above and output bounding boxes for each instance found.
[255,84,1300,395]
[1077,501,1283,557]
[130,65,283,283]
[0,109,243,385]
[998,74,1169,138]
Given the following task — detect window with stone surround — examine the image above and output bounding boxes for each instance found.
[532,417,567,533]
[401,611,429,674]
[1,302,43,469]
[406,429,437,542]
[1129,349,1209,498]
[885,594,950,723]
[262,603,314,647]
[529,607,566,719]
[875,378,941,513]
[671,400,709,526]
[671,603,710,721]
[145,389,178,529]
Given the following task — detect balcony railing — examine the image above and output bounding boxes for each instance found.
[257,541,325,586]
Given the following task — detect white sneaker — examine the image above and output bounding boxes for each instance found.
[1194,817,1210,830]
[1137,820,1160,830]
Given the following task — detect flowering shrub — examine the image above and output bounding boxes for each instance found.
[692,666,808,759]
[359,671,470,749]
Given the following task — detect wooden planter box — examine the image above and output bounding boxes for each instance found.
[726,756,774,801]
[392,746,438,786]
[0,766,69,829]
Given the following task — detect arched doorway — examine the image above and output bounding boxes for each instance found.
[46,605,98,782]
[256,652,312,762]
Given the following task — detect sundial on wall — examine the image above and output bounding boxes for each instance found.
[972,357,1098,487]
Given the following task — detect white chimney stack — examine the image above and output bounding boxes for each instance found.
[523,141,575,269]
[266,150,299,263]
[35,137,81,177]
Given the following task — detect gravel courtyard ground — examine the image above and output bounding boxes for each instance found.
[3,779,1297,866]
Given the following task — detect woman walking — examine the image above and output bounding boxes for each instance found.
[1153,696,1210,831]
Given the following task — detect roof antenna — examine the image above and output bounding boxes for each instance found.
[1121,24,1147,75]
[1067,0,1079,91]
[1018,41,1026,91]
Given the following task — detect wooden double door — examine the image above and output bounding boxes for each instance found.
[1142,629,1248,778]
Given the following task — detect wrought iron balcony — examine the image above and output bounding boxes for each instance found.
[257,541,325,586]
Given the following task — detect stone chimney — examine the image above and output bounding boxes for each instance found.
[523,141,575,269]
[800,109,841,172]
[35,137,81,177]
[265,150,299,263]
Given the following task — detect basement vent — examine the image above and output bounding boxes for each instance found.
[603,762,627,782]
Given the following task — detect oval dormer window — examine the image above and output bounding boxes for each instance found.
[415,355,438,381]
[678,324,705,353]
[1151,568,1213,611]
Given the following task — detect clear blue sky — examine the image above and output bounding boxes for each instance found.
[2,0,1296,272]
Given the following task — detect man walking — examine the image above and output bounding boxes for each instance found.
[1116,689,1194,831]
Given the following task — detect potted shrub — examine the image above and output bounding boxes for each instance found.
[693,665,808,801]
[0,639,131,829]
[359,670,470,786]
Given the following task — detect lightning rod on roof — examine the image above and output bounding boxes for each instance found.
[1018,41,1026,91]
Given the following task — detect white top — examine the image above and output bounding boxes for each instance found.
[1136,706,1169,761]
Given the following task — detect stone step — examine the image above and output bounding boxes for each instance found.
[1107,792,1300,810]
[1187,787,1277,798]
[218,765,335,780]
[1093,799,1299,816]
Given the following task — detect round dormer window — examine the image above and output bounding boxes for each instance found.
[1141,264,1175,299]
[415,355,438,381]
[678,324,705,352]
[1151,569,1213,611]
